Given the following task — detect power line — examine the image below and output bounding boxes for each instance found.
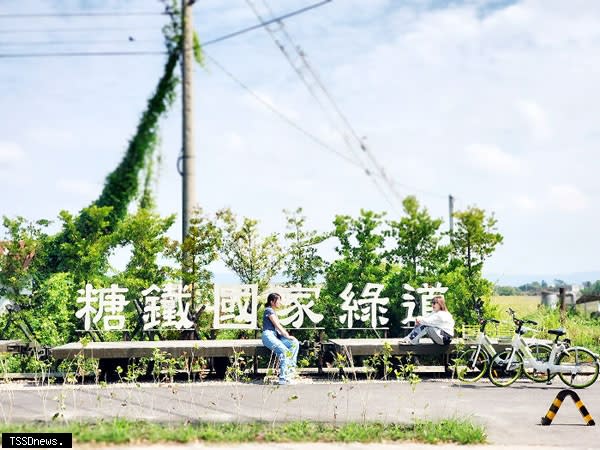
[205,53,363,170]
[0,0,332,58]
[0,50,166,58]
[202,0,331,46]
[0,39,158,46]
[208,52,397,210]
[0,0,330,36]
[246,0,399,211]
[0,26,161,34]
[0,12,166,18]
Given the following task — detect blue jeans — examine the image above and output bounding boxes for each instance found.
[262,330,299,383]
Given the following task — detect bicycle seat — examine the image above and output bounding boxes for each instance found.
[548,328,566,336]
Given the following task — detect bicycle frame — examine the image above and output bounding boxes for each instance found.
[467,330,496,359]
[503,333,580,375]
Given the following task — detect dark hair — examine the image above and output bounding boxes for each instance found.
[265,292,281,307]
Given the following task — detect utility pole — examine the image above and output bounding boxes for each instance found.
[181,0,196,241]
[448,194,455,235]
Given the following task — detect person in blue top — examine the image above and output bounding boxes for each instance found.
[262,292,299,385]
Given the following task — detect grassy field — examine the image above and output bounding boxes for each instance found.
[491,295,540,318]
[490,295,600,351]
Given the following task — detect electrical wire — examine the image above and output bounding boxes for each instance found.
[206,53,363,170]
[0,26,161,34]
[246,0,399,210]
[0,39,158,46]
[203,0,331,46]
[0,12,166,18]
[0,50,166,58]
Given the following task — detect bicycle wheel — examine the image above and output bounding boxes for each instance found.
[488,350,523,387]
[523,343,555,383]
[557,347,600,389]
[454,347,489,382]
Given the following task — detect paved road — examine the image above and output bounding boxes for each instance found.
[1,378,599,448]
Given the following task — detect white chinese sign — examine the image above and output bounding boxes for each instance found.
[75,281,448,332]
[212,284,258,330]
[400,282,449,325]
[141,283,194,330]
[338,283,389,329]
[76,283,196,331]
[277,287,323,328]
[76,283,129,331]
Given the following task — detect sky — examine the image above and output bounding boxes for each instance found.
[1,0,600,284]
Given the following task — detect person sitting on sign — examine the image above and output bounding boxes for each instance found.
[262,292,299,385]
[399,295,454,345]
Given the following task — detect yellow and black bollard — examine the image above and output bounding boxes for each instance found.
[541,389,595,426]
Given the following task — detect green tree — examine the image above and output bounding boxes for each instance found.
[447,206,503,326]
[319,210,387,336]
[166,207,222,333]
[282,207,327,287]
[112,208,176,306]
[450,207,503,282]
[385,196,446,279]
[495,285,519,296]
[216,208,283,293]
[0,216,48,308]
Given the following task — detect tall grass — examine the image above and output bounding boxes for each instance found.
[491,296,600,352]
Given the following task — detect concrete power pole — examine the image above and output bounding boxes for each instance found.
[181,0,196,241]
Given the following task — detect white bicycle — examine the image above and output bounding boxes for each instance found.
[454,301,551,382]
[488,309,600,388]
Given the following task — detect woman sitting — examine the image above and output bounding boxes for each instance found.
[400,295,454,345]
[262,292,299,385]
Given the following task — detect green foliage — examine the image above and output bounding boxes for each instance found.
[450,206,503,281]
[166,208,221,312]
[582,280,600,295]
[0,216,48,306]
[283,207,327,286]
[91,51,179,232]
[318,210,387,335]
[495,285,520,296]
[46,207,117,287]
[438,206,502,327]
[439,266,494,329]
[523,307,600,353]
[385,196,447,279]
[0,419,486,445]
[113,208,176,299]
[216,208,284,293]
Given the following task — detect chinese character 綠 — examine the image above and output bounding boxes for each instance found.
[357,283,389,328]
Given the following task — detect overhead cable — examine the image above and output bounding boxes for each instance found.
[206,53,363,170]
[246,0,399,211]
[0,50,166,58]
[0,12,165,18]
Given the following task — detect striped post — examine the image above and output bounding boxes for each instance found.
[541,389,595,426]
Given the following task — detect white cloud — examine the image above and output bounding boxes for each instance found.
[3,0,600,276]
[56,179,100,198]
[517,100,551,140]
[465,144,523,175]
[548,184,588,212]
[514,194,538,212]
[0,142,25,166]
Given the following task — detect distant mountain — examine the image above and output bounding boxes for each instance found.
[485,271,600,287]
